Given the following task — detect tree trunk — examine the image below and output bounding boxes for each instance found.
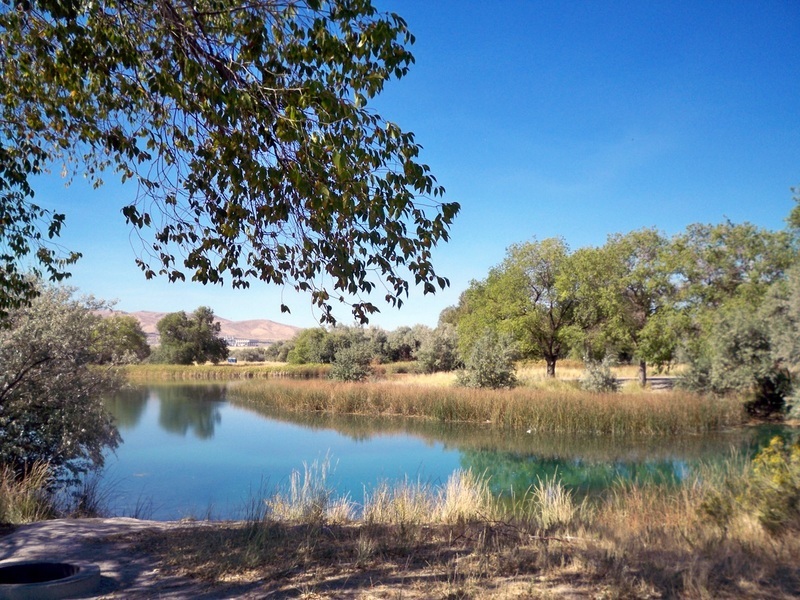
[546,358,556,378]
[638,360,647,387]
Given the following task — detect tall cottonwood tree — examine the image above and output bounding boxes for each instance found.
[457,238,583,378]
[0,0,459,322]
[155,306,228,364]
[577,229,678,386]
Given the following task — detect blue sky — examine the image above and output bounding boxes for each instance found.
[34,0,800,330]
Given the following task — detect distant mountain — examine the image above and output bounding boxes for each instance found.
[102,310,302,346]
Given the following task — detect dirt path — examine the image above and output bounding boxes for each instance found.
[0,518,596,599]
[0,518,259,598]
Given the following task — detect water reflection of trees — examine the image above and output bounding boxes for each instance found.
[104,387,149,428]
[154,385,226,439]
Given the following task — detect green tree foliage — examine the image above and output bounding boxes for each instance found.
[0,0,459,323]
[577,229,678,386]
[417,323,460,373]
[456,331,517,389]
[456,238,583,378]
[761,267,800,416]
[671,221,797,411]
[264,340,293,362]
[154,306,228,364]
[329,343,372,382]
[678,299,790,415]
[0,285,120,483]
[672,221,796,311]
[287,327,336,364]
[91,314,150,364]
[386,324,429,362]
[787,187,800,231]
[234,346,268,362]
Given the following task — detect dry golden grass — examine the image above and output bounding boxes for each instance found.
[123,362,329,382]
[230,378,745,435]
[126,462,800,599]
[390,360,684,394]
[0,462,54,524]
[388,370,458,387]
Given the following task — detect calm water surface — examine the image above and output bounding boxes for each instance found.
[101,384,791,520]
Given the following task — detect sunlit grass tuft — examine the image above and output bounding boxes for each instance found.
[363,478,434,527]
[0,462,55,524]
[265,455,354,524]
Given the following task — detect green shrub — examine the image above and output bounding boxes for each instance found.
[329,344,372,382]
[699,436,800,535]
[456,332,517,389]
[747,436,800,533]
[678,303,789,416]
[417,323,461,373]
[580,356,619,393]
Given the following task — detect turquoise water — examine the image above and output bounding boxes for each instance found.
[101,384,790,520]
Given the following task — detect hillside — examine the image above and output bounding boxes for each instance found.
[103,310,302,346]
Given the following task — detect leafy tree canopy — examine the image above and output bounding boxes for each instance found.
[155,306,228,364]
[0,0,459,322]
[456,238,585,378]
[574,228,679,385]
[671,220,796,310]
[91,314,150,364]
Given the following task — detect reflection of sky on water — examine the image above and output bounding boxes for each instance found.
[102,385,793,520]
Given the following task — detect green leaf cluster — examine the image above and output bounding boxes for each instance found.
[0,0,459,323]
[91,314,150,364]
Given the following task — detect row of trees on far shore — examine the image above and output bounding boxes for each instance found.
[35,204,800,415]
[451,221,796,385]
[248,205,800,416]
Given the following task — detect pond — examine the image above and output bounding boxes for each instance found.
[101,384,792,520]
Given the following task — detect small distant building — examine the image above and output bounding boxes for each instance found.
[223,337,260,347]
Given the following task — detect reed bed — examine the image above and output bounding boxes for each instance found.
[123,362,330,383]
[229,378,745,435]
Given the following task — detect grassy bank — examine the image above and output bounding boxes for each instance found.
[229,379,745,435]
[123,362,330,383]
[6,446,800,597]
[124,447,800,599]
